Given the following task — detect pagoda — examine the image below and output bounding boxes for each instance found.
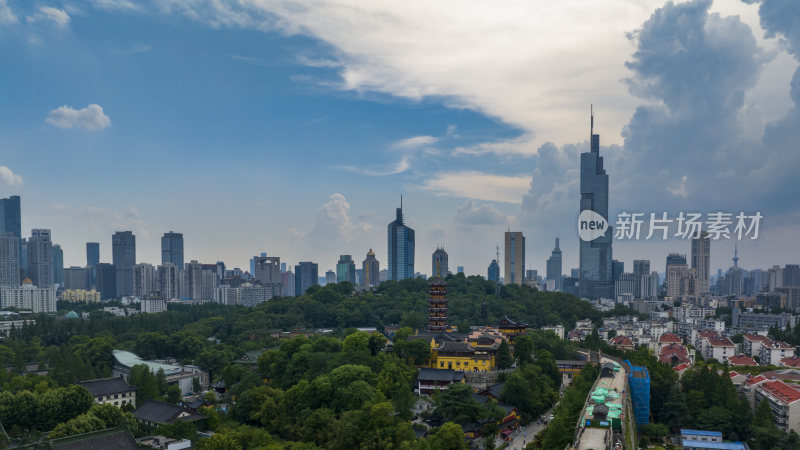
[428,275,448,333]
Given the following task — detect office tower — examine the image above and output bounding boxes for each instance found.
[784,265,800,287]
[295,262,319,295]
[488,259,500,283]
[336,255,356,284]
[387,199,415,281]
[641,271,659,300]
[632,260,650,299]
[615,272,636,304]
[63,266,89,290]
[19,238,26,280]
[182,260,218,301]
[768,265,784,291]
[665,253,687,298]
[0,233,19,286]
[355,269,364,285]
[133,263,157,297]
[526,269,539,287]
[571,268,580,278]
[325,270,335,285]
[27,229,53,287]
[158,263,180,300]
[161,232,184,270]
[379,269,388,282]
[0,196,21,263]
[691,231,710,294]
[612,260,624,283]
[281,270,295,296]
[112,231,136,297]
[455,266,463,274]
[52,244,63,286]
[546,238,563,291]
[96,263,116,300]
[432,247,448,279]
[579,109,613,298]
[362,249,380,288]
[86,242,100,267]
[504,231,525,285]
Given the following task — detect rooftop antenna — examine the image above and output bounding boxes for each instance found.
[733,243,739,268]
[496,245,500,262]
[590,104,594,140]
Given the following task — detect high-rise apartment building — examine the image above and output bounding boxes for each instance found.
[86,242,100,267]
[784,265,800,288]
[362,249,379,288]
[579,110,613,299]
[254,256,281,285]
[633,260,650,299]
[0,279,56,313]
[504,231,525,285]
[63,266,89,290]
[387,200,415,281]
[432,247,448,279]
[665,253,687,298]
[158,263,180,300]
[112,231,136,297]
[0,233,19,286]
[612,260,624,283]
[133,263,157,298]
[0,195,21,244]
[295,262,318,295]
[161,232,184,270]
[336,255,356,284]
[27,229,53,288]
[691,231,710,294]
[546,238,563,291]
[182,260,217,301]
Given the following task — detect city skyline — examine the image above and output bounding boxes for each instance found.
[0,0,798,277]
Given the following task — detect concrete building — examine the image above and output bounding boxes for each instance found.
[615,272,635,303]
[133,263,157,298]
[754,379,800,434]
[140,297,167,314]
[254,256,281,285]
[27,229,53,288]
[504,231,525,285]
[96,262,116,300]
[488,258,500,283]
[112,350,208,396]
[52,244,63,286]
[61,289,101,303]
[324,270,335,285]
[63,267,89,291]
[112,231,136,297]
[158,263,180,300]
[295,262,318,296]
[691,231,710,294]
[78,377,136,407]
[0,278,57,312]
[760,341,796,366]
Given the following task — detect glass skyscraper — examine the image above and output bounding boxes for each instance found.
[112,231,136,297]
[387,200,415,281]
[546,238,563,291]
[336,255,356,284]
[161,231,184,270]
[579,111,613,299]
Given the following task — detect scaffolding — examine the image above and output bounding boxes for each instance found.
[625,360,650,426]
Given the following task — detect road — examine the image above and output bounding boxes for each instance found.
[503,404,555,450]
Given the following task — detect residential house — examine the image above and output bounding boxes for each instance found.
[133,399,206,427]
[760,341,796,366]
[754,379,800,434]
[77,376,137,407]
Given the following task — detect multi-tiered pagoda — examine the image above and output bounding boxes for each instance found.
[428,277,448,333]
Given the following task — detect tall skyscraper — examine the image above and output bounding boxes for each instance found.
[546,238,563,291]
[0,233,20,286]
[0,196,21,242]
[362,249,379,288]
[336,255,356,284]
[578,109,613,299]
[86,242,100,267]
[633,260,650,299]
[63,266,89,291]
[52,244,63,286]
[387,199,415,281]
[96,263,116,300]
[161,232,184,270]
[432,247,448,279]
[27,229,53,288]
[691,231,710,294]
[254,256,281,285]
[112,231,136,297]
[487,258,500,283]
[133,263,157,297]
[612,260,624,283]
[158,263,180,300]
[504,231,525,285]
[665,253,687,298]
[295,262,318,295]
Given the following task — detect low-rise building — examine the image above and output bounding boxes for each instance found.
[609,335,635,351]
[754,379,800,434]
[742,375,768,409]
[726,355,758,366]
[133,399,205,427]
[743,334,772,358]
[136,436,191,450]
[416,368,464,395]
[77,376,136,407]
[60,289,101,303]
[781,356,800,368]
[704,335,735,362]
[141,298,167,314]
[760,341,796,366]
[112,350,208,395]
[541,324,564,339]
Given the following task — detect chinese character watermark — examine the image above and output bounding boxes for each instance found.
[612,211,762,240]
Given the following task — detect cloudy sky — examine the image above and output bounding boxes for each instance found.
[0,0,798,278]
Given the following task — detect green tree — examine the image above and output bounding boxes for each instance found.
[513,335,534,366]
[128,364,160,406]
[426,422,466,450]
[197,434,243,450]
[166,385,182,404]
[496,340,513,369]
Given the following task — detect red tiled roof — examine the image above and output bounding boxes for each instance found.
[659,343,688,356]
[730,371,739,377]
[660,352,691,365]
[674,363,691,372]
[781,356,800,368]
[659,333,682,343]
[768,340,794,349]
[727,355,758,366]
[611,335,634,346]
[745,375,767,386]
[759,380,800,404]
[744,334,772,343]
[708,335,735,347]
[698,330,718,338]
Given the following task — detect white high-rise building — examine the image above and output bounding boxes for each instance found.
[133,263,157,298]
[0,233,20,286]
[158,263,180,300]
[27,229,53,288]
[1,278,56,313]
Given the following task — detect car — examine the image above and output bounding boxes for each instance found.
[548,414,554,420]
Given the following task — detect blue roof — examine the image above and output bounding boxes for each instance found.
[682,440,745,450]
[681,429,723,437]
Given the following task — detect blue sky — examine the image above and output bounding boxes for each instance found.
[0,0,798,277]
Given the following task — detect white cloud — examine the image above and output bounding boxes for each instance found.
[454,200,507,226]
[0,0,16,24]
[46,104,111,130]
[27,6,70,28]
[50,203,149,238]
[337,156,410,176]
[421,171,531,204]
[92,0,142,11]
[392,135,439,150]
[0,166,22,186]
